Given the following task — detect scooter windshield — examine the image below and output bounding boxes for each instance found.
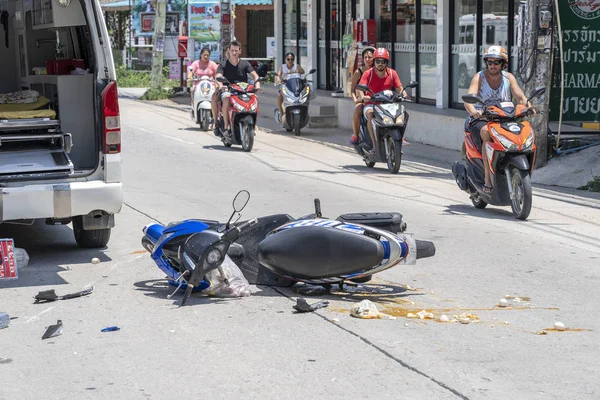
[285,77,306,97]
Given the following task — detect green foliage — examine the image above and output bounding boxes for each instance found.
[140,87,174,101]
[116,65,180,88]
[578,176,600,192]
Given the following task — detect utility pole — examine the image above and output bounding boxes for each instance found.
[150,0,167,89]
[518,0,554,168]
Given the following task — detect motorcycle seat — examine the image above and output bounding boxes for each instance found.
[257,226,385,279]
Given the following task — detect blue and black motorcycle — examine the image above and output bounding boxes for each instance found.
[141,190,436,306]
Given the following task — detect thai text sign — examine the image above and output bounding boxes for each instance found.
[550,0,600,121]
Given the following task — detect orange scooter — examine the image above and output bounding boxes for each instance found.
[451,86,546,220]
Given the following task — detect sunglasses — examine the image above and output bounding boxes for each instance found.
[487,60,502,66]
[286,58,294,61]
[374,59,387,64]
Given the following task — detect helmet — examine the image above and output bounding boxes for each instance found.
[373,47,390,62]
[483,46,508,63]
[361,46,376,58]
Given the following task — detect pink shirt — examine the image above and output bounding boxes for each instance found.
[190,60,218,77]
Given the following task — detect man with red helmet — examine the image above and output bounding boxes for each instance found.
[464,45,534,194]
[356,48,407,153]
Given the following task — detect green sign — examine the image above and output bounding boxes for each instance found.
[549,0,600,122]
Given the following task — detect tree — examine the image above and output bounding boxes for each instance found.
[150,0,167,89]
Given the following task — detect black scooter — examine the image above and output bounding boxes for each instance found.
[271,69,317,136]
[353,81,418,174]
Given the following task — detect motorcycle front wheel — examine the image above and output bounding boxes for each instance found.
[293,113,301,136]
[200,109,211,131]
[240,121,255,152]
[509,167,532,220]
[385,137,402,174]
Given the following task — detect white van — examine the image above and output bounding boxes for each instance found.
[0,0,122,248]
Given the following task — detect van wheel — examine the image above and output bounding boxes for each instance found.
[72,217,111,248]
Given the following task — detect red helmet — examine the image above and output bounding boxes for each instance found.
[373,48,390,62]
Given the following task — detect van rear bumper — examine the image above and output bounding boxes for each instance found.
[0,181,123,222]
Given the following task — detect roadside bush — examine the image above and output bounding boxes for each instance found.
[140,87,174,101]
[578,176,600,192]
[116,65,180,88]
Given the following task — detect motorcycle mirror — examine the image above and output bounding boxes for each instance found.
[356,84,369,93]
[226,190,251,229]
[233,190,250,212]
[216,76,228,84]
[308,68,317,74]
[462,94,484,105]
[527,86,546,103]
[314,198,322,218]
[405,81,419,90]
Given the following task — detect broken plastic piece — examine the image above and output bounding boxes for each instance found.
[34,286,93,303]
[351,299,381,319]
[293,298,329,313]
[42,320,63,340]
[101,326,120,332]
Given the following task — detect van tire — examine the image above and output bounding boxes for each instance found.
[72,217,111,248]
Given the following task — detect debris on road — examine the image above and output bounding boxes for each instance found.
[0,357,13,364]
[34,286,94,303]
[554,321,566,331]
[0,312,10,329]
[101,326,121,332]
[91,258,101,264]
[350,299,381,319]
[293,298,329,313]
[42,320,63,340]
[498,298,509,307]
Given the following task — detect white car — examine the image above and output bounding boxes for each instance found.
[0,0,122,247]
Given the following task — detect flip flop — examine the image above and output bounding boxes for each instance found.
[483,185,493,194]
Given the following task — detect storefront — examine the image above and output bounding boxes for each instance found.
[275,0,523,110]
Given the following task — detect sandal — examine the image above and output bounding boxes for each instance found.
[483,185,493,194]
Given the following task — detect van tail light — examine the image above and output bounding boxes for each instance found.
[102,81,121,154]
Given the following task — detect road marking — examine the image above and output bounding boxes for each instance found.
[26,306,54,323]
[133,126,195,145]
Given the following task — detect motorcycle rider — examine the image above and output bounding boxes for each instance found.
[275,52,305,122]
[188,47,219,128]
[350,46,375,145]
[213,40,262,137]
[356,48,407,154]
[464,45,534,194]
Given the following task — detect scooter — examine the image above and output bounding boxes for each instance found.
[354,81,418,174]
[271,69,317,136]
[141,190,436,306]
[451,86,546,220]
[190,76,216,131]
[214,76,263,152]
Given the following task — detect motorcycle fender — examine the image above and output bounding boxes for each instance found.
[388,128,403,141]
[198,101,212,110]
[504,154,530,171]
[243,115,256,127]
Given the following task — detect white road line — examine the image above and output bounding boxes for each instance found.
[26,306,54,323]
[132,126,195,144]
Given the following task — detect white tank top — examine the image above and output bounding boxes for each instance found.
[281,63,299,79]
[476,71,512,110]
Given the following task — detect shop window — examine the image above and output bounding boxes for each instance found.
[485,25,495,45]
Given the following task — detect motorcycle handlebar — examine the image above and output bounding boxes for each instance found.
[236,218,258,233]
[415,240,436,259]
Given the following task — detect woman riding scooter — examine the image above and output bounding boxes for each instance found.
[188,47,218,129]
[275,52,305,123]
[350,46,375,145]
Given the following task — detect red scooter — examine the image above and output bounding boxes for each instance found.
[215,77,263,152]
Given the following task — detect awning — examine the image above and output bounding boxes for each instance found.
[100,0,131,11]
[232,0,273,5]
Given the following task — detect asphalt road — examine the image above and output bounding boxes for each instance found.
[1,98,600,399]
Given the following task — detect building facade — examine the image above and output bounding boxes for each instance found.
[274,0,524,111]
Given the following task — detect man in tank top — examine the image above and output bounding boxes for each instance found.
[464,46,535,194]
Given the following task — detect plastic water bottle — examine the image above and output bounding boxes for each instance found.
[0,312,9,329]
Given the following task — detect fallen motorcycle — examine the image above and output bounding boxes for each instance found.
[142,191,436,305]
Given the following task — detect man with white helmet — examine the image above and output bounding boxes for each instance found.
[464,45,535,194]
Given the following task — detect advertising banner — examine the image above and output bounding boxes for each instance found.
[188,1,221,62]
[131,0,187,39]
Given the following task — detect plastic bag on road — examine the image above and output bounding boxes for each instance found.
[204,256,251,298]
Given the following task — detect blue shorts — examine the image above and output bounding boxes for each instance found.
[363,105,374,118]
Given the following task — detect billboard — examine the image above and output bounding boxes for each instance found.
[188,1,221,61]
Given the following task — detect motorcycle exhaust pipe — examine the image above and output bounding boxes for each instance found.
[415,240,436,259]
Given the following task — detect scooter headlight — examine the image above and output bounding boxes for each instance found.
[382,116,394,125]
[395,114,405,125]
[490,127,519,151]
[200,82,211,95]
[523,133,534,150]
[206,248,223,265]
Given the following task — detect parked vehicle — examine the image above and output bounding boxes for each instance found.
[451,86,546,220]
[190,76,215,131]
[353,81,418,174]
[0,0,122,248]
[271,69,317,136]
[214,77,263,152]
[141,190,436,305]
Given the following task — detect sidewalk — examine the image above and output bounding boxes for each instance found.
[119,87,600,195]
